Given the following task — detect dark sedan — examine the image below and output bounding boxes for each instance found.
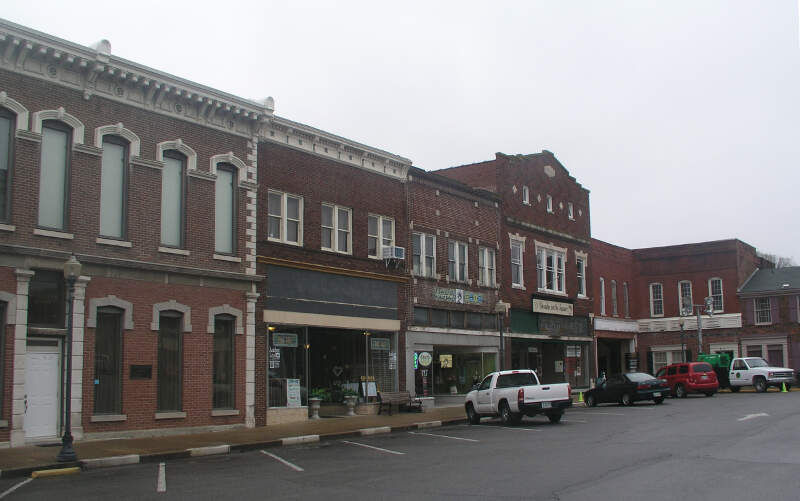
[584,372,669,407]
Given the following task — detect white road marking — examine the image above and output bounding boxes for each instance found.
[261,450,305,472]
[408,431,479,442]
[156,462,166,493]
[498,427,542,432]
[341,440,405,455]
[582,412,624,416]
[561,419,588,423]
[738,413,769,421]
[0,478,33,499]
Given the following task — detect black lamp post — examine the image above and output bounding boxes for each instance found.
[494,301,510,371]
[57,255,81,462]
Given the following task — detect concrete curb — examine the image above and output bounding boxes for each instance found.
[82,454,140,469]
[31,467,80,479]
[359,426,391,436]
[281,434,320,445]
[189,445,231,457]
[416,421,442,429]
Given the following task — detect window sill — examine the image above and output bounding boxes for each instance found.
[33,228,74,240]
[537,289,567,297]
[512,284,526,290]
[159,246,190,256]
[0,223,15,232]
[267,238,302,247]
[0,419,7,428]
[213,254,242,263]
[321,248,352,256]
[755,322,773,326]
[97,237,132,248]
[155,411,187,420]
[211,409,240,417]
[91,414,127,423]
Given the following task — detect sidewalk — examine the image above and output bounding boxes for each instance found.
[0,405,468,478]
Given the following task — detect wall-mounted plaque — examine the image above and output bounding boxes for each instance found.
[130,365,152,379]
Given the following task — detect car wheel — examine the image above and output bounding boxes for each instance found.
[500,402,520,426]
[754,377,767,393]
[675,384,687,399]
[729,385,741,393]
[621,393,633,406]
[586,394,597,408]
[466,403,481,425]
[704,392,715,397]
[547,411,563,424]
[654,397,664,404]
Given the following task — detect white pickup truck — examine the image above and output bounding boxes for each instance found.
[728,357,796,393]
[464,370,572,425]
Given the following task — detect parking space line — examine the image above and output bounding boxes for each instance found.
[498,427,542,432]
[580,412,624,416]
[561,419,588,423]
[341,440,405,455]
[261,450,305,471]
[408,431,479,442]
[738,413,769,421]
[156,462,166,493]
[0,478,33,499]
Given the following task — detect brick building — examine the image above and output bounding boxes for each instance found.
[0,20,264,446]
[255,121,411,424]
[404,167,502,403]
[436,152,593,388]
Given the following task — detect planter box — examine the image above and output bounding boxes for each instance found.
[356,403,380,415]
[319,403,348,417]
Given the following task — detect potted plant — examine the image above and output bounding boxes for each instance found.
[342,389,359,416]
[308,388,328,419]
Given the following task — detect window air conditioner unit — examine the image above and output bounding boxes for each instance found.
[382,246,406,260]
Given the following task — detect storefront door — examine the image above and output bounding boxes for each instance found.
[24,340,61,439]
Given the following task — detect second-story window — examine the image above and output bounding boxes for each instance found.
[576,257,586,296]
[600,277,606,315]
[522,186,530,205]
[0,109,14,222]
[755,297,771,325]
[709,278,724,312]
[611,280,618,316]
[448,241,467,282]
[568,202,574,220]
[679,280,693,311]
[412,232,436,278]
[537,244,566,294]
[546,195,553,213]
[100,136,128,239]
[321,203,351,253]
[161,151,185,247]
[650,283,664,317]
[623,282,630,317]
[215,165,236,254]
[511,239,524,288]
[478,247,496,287]
[38,121,71,230]
[267,190,302,245]
[368,215,394,258]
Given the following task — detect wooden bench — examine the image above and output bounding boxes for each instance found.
[377,391,423,415]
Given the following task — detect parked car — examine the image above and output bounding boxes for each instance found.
[584,372,669,407]
[464,370,572,425]
[728,357,795,393]
[655,362,719,398]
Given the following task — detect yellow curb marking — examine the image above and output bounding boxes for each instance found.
[31,467,80,479]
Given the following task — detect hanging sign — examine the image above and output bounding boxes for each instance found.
[273,333,298,348]
[418,352,433,367]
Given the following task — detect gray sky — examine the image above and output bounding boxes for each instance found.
[5,1,799,261]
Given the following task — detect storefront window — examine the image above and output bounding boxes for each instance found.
[416,349,495,396]
[269,327,307,407]
[510,340,589,387]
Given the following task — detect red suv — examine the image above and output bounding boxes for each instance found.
[655,362,719,398]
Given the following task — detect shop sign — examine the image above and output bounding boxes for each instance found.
[273,332,298,348]
[433,287,484,305]
[440,354,453,368]
[532,298,573,317]
[538,315,589,337]
[286,378,301,407]
[269,348,281,369]
[418,351,433,367]
[566,345,581,357]
[371,338,391,351]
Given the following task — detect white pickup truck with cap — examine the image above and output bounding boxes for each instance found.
[728,357,795,392]
[464,369,572,425]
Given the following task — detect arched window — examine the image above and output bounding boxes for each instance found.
[99,135,129,239]
[215,164,237,254]
[38,120,72,230]
[160,151,186,248]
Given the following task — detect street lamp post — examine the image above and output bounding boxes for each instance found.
[680,296,714,358]
[679,319,686,363]
[494,301,510,371]
[57,255,81,462]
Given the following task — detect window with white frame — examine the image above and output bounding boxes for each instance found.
[568,202,574,220]
[368,215,394,258]
[38,121,71,230]
[708,278,724,313]
[522,186,530,205]
[576,256,586,297]
[448,240,468,282]
[611,280,618,316]
[478,246,496,287]
[623,282,630,317]
[650,283,664,317]
[510,238,524,288]
[412,232,436,278]
[267,190,302,245]
[546,194,553,213]
[652,348,685,373]
[536,242,566,294]
[321,203,351,253]
[599,277,606,316]
[678,280,693,312]
[755,297,771,325]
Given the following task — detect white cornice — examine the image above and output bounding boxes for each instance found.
[594,317,638,333]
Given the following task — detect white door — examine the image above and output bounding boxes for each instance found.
[24,342,61,439]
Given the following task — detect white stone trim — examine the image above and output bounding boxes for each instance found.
[87,295,134,330]
[33,228,74,240]
[245,291,259,428]
[151,300,192,332]
[94,123,142,157]
[207,304,244,335]
[96,237,132,248]
[158,246,190,256]
[0,291,16,325]
[31,107,85,144]
[209,152,248,179]
[0,223,15,232]
[90,414,127,423]
[155,411,187,420]
[211,409,240,417]
[213,254,241,263]
[10,269,33,447]
[0,91,29,131]
[156,139,197,172]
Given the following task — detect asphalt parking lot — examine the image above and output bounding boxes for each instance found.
[3,391,800,500]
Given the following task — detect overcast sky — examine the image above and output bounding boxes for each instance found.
[5,1,799,261]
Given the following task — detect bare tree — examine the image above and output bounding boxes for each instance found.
[757,252,796,268]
